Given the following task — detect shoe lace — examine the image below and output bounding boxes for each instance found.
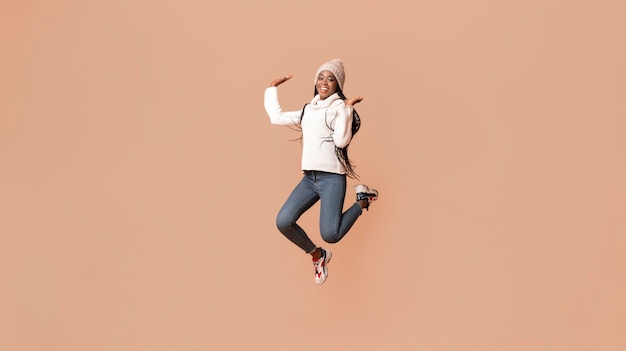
[312,257,323,271]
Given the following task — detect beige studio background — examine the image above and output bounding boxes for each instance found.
[1,1,625,350]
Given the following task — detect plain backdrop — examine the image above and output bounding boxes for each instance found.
[1,1,625,350]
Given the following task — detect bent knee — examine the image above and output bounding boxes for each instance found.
[276,213,293,232]
[320,231,340,244]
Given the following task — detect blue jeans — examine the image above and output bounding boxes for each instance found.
[276,171,363,253]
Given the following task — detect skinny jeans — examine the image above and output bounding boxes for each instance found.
[276,170,363,253]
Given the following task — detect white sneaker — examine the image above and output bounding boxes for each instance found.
[312,248,332,284]
[354,184,379,211]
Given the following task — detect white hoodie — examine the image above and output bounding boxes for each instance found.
[264,87,353,174]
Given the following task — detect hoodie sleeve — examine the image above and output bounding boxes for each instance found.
[264,87,302,126]
[331,104,354,148]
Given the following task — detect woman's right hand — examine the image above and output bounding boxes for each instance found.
[269,75,293,87]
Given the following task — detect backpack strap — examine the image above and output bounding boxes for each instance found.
[299,103,309,122]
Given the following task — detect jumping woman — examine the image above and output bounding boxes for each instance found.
[264,59,379,284]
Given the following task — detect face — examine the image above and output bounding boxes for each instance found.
[316,70,338,100]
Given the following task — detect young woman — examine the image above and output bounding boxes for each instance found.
[264,59,378,284]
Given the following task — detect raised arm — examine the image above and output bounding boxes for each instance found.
[332,96,363,148]
[264,75,302,126]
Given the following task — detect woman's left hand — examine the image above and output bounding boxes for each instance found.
[346,96,363,106]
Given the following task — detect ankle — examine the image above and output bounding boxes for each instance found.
[310,248,323,259]
[358,199,369,209]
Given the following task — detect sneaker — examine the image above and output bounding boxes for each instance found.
[312,248,332,284]
[354,184,379,211]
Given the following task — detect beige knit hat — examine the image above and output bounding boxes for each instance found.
[314,59,346,91]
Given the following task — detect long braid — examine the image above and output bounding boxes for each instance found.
[329,87,360,179]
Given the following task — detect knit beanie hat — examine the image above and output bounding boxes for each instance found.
[315,59,346,91]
